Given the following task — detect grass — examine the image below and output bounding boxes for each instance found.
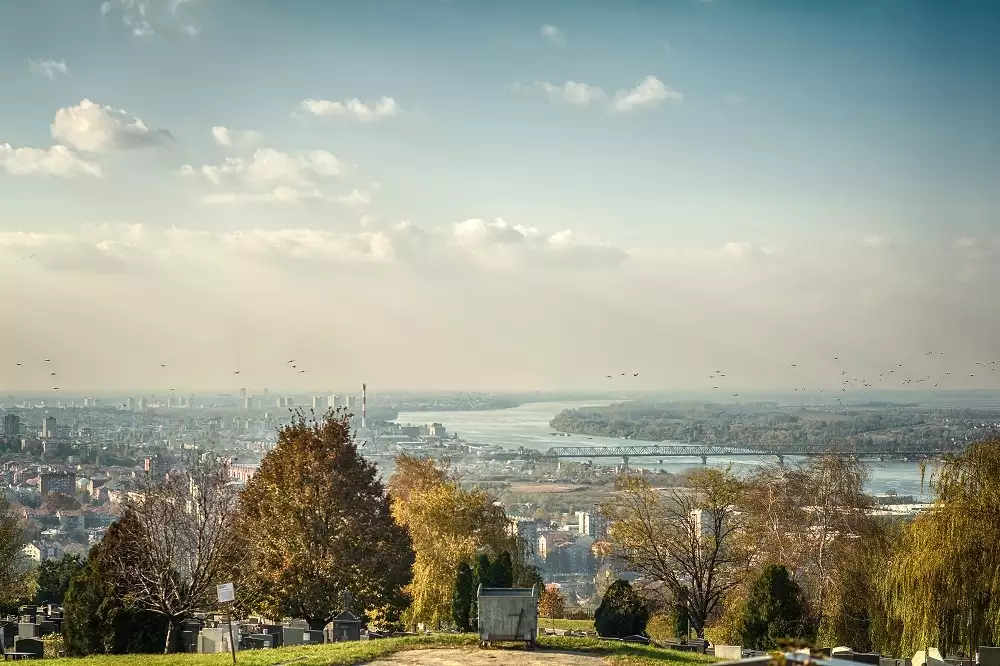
[538,618,596,632]
[40,632,718,666]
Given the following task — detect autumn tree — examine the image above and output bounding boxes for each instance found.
[41,492,81,513]
[0,496,32,607]
[241,410,413,631]
[111,460,246,653]
[539,586,567,627]
[601,469,745,637]
[389,455,526,629]
[878,437,1000,656]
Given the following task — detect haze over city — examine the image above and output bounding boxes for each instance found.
[2,0,998,392]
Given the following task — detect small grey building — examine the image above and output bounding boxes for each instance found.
[477,585,538,649]
[331,610,361,642]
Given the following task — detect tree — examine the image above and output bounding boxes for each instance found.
[452,563,474,631]
[878,437,1000,656]
[738,564,806,650]
[35,553,84,605]
[0,496,32,607]
[41,492,81,513]
[601,469,745,637]
[111,461,246,653]
[595,579,649,638]
[389,455,524,629]
[490,552,514,588]
[538,586,566,627]
[62,513,168,656]
[241,410,414,631]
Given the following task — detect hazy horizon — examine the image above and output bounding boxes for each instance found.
[2,1,998,394]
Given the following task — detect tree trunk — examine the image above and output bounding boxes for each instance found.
[163,618,180,654]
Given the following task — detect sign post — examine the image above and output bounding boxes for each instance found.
[217,582,237,665]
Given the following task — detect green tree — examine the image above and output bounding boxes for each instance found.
[0,496,31,607]
[490,551,514,588]
[878,437,1000,656]
[35,553,84,605]
[738,564,806,650]
[595,579,649,638]
[452,563,474,631]
[62,513,168,656]
[241,410,414,631]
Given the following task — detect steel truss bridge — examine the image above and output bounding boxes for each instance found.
[540,442,960,465]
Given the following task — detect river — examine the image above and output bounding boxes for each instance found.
[394,400,934,499]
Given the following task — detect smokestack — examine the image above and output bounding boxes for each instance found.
[362,383,367,430]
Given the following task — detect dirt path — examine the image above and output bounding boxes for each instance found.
[367,648,605,666]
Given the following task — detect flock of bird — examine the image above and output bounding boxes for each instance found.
[601,350,999,401]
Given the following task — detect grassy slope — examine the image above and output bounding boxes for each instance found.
[42,633,718,666]
[539,618,597,632]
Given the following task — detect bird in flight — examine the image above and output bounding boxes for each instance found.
[605,375,612,379]
[298,370,306,374]
[790,364,797,367]
[44,358,51,362]
[287,360,295,364]
[15,363,21,366]
[633,373,639,377]
[51,387,59,391]
[18,253,36,260]
[233,371,240,375]
[160,364,167,368]
[50,372,56,376]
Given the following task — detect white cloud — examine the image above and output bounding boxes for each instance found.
[611,75,682,111]
[201,185,326,205]
[512,75,682,113]
[211,126,261,147]
[101,0,207,37]
[336,189,372,206]
[540,24,565,46]
[299,97,401,122]
[0,144,102,178]
[51,99,172,153]
[183,148,343,187]
[28,59,70,79]
[510,81,607,106]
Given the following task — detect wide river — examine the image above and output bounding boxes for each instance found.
[395,400,934,500]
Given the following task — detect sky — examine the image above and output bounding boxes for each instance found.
[1,0,999,393]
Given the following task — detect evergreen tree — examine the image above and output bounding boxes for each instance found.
[35,554,84,605]
[738,564,806,650]
[452,563,474,631]
[490,551,514,588]
[595,579,649,638]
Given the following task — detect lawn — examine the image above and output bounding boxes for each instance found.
[538,618,597,633]
[40,633,718,666]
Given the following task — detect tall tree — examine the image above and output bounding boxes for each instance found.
[452,563,474,631]
[35,553,84,605]
[490,552,514,588]
[601,469,745,637]
[63,513,168,656]
[241,410,414,631]
[878,437,1000,656]
[389,455,524,629]
[111,460,246,653]
[738,564,807,650]
[0,496,32,607]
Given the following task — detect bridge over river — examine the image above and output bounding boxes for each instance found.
[540,441,961,466]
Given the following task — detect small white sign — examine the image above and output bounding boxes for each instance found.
[217,582,235,603]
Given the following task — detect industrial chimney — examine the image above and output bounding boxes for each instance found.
[362,383,367,429]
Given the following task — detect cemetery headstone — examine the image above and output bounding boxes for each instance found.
[981,647,1000,666]
[715,645,744,661]
[14,637,44,657]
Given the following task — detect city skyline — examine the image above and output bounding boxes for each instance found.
[2,0,999,392]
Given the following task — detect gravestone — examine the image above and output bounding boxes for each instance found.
[261,624,283,648]
[715,645,744,661]
[198,627,227,653]
[282,627,305,646]
[332,610,361,642]
[854,654,882,665]
[14,637,44,657]
[17,623,36,639]
[0,623,14,651]
[248,633,273,649]
[980,647,1000,666]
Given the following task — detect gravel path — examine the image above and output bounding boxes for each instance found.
[367,648,605,666]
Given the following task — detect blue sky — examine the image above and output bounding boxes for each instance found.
[1,0,998,391]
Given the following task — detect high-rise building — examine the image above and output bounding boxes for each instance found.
[126,397,136,411]
[312,396,327,410]
[263,388,269,399]
[244,397,252,409]
[345,395,356,409]
[239,388,247,399]
[40,472,76,498]
[42,416,57,439]
[139,398,148,411]
[329,394,340,409]
[2,414,20,440]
